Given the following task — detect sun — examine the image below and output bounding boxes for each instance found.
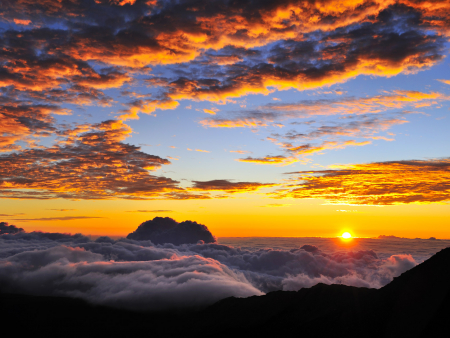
[342,232,352,239]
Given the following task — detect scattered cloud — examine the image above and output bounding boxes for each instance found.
[275,158,450,205]
[200,91,447,130]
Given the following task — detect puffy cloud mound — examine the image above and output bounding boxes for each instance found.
[126,217,216,245]
[0,222,24,235]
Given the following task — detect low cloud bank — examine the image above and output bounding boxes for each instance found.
[0,219,418,310]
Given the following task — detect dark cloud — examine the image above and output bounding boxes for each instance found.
[190,179,276,193]
[0,0,446,122]
[0,222,24,235]
[125,210,174,213]
[126,217,216,245]
[276,158,450,205]
[161,7,445,106]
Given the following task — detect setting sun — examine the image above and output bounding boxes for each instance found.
[342,232,352,239]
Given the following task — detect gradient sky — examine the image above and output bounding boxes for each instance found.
[1,0,449,238]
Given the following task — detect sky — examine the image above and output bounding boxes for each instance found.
[1,0,450,238]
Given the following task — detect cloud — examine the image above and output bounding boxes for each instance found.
[126,217,216,245]
[0,0,449,201]
[11,216,106,222]
[277,140,372,157]
[237,155,299,166]
[1,0,444,122]
[203,109,218,115]
[0,120,193,200]
[206,111,413,161]
[200,91,446,129]
[126,210,174,213]
[190,180,276,193]
[0,245,261,311]
[0,222,24,235]
[275,158,450,205]
[13,18,31,25]
[0,102,62,152]
[119,99,179,120]
[163,12,445,106]
[270,115,408,142]
[282,254,416,290]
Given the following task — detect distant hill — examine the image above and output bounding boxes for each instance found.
[1,247,449,338]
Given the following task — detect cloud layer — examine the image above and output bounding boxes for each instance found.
[0,221,422,310]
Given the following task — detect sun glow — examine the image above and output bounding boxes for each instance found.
[342,232,352,239]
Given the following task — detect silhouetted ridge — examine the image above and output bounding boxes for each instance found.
[126,217,215,245]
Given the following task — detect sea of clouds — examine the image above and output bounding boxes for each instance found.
[0,218,442,311]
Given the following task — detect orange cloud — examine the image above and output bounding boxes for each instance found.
[280,140,372,156]
[0,103,68,152]
[73,71,131,89]
[237,155,299,166]
[203,109,218,115]
[275,158,450,205]
[0,120,187,200]
[13,18,31,25]
[119,99,179,120]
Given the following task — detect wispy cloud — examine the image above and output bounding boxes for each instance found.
[12,216,107,222]
[126,210,174,213]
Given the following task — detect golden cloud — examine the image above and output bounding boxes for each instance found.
[275,159,450,205]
